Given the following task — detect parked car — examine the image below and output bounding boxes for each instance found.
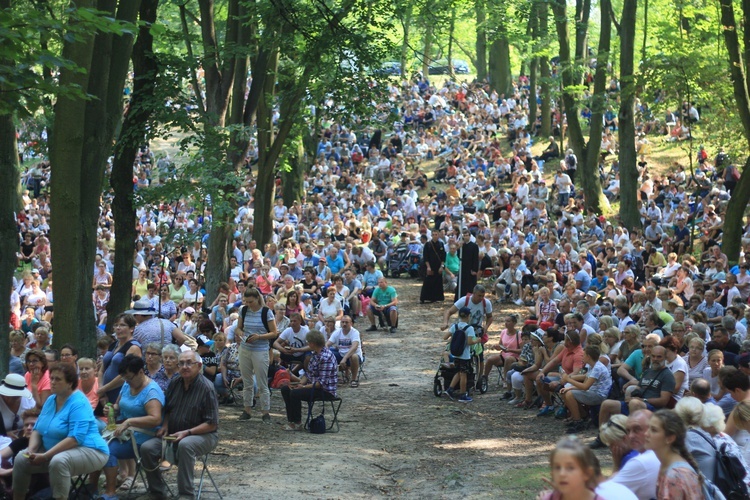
[428,59,470,75]
[373,61,402,76]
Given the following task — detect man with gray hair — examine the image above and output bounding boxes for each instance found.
[692,322,710,343]
[723,315,745,344]
[140,350,219,500]
[576,300,599,332]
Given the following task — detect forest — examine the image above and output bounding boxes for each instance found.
[1,0,750,359]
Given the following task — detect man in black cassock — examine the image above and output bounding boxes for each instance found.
[420,231,446,303]
[455,227,479,300]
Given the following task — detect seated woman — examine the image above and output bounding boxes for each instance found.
[12,362,109,500]
[100,355,164,500]
[0,374,36,438]
[0,408,47,496]
[280,330,338,431]
[599,414,638,472]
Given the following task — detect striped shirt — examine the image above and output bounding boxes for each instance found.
[164,373,219,433]
[307,347,338,396]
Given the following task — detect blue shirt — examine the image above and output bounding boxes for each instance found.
[118,380,165,444]
[241,306,276,352]
[363,269,383,288]
[36,390,109,455]
[450,322,475,360]
[575,270,592,291]
[328,254,345,275]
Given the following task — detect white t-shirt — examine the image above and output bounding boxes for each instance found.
[667,355,689,399]
[595,481,637,500]
[279,325,311,358]
[607,450,660,500]
[452,295,493,329]
[328,328,362,358]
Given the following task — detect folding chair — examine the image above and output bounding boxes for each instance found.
[69,473,91,499]
[305,396,343,433]
[196,453,223,500]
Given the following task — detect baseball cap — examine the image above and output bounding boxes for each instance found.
[196,334,214,348]
[301,293,312,300]
[184,307,196,315]
[458,306,471,317]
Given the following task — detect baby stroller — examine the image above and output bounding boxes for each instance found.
[433,350,488,397]
[388,242,410,277]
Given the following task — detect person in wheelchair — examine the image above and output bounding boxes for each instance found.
[442,307,482,403]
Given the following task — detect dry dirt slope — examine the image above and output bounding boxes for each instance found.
[142,279,611,499]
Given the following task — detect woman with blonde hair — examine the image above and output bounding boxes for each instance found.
[681,335,707,383]
[599,414,636,471]
[602,327,622,364]
[585,333,610,366]
[673,396,716,483]
[701,403,750,491]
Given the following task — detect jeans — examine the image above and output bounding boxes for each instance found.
[141,433,219,499]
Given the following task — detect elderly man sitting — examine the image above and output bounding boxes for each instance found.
[139,351,219,500]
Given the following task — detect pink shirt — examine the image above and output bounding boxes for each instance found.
[25,370,50,393]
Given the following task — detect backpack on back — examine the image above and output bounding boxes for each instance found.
[240,305,271,333]
[449,325,469,357]
[693,428,749,499]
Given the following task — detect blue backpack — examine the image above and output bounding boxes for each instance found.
[450,325,468,357]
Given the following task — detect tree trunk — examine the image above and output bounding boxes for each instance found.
[475,0,487,81]
[281,137,306,207]
[539,1,551,137]
[422,21,433,79]
[488,37,512,97]
[718,0,750,263]
[108,0,159,330]
[400,3,412,76]
[722,157,750,264]
[641,0,648,64]
[618,0,640,230]
[581,0,611,215]
[0,112,18,377]
[528,57,538,134]
[574,0,592,84]
[50,0,140,356]
[447,7,456,79]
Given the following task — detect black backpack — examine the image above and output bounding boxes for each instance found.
[693,429,749,500]
[450,325,468,357]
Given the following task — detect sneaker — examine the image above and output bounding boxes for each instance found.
[389,326,397,333]
[445,387,456,400]
[566,420,587,434]
[500,391,513,400]
[514,298,524,306]
[458,394,473,403]
[262,413,271,425]
[239,411,252,421]
[537,405,556,417]
[589,436,606,449]
[508,397,522,405]
[555,406,569,419]
[366,325,378,332]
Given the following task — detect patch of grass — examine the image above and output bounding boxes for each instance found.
[488,465,550,499]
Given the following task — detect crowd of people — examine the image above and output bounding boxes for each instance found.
[7,68,750,499]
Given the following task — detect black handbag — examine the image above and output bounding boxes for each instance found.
[307,391,326,434]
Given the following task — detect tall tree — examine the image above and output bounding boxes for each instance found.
[552,0,610,214]
[538,0,551,137]
[717,0,750,264]
[618,0,640,230]
[475,0,487,81]
[107,0,160,329]
[49,0,141,355]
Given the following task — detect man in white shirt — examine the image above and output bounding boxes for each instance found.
[326,316,363,384]
[602,410,659,500]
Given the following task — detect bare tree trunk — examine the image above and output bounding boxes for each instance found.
[488,37,512,96]
[50,0,140,356]
[108,0,159,330]
[423,22,433,79]
[0,112,18,377]
[539,1,551,137]
[618,0,641,230]
[574,0,592,84]
[447,6,456,80]
[475,0,487,81]
[400,3,413,76]
[528,2,539,134]
[718,0,750,264]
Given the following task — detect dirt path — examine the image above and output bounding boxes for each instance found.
[151,280,612,499]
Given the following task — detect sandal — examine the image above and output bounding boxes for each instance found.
[118,477,135,491]
[350,380,359,388]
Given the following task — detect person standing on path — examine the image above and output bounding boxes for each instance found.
[421,231,446,304]
[455,227,479,300]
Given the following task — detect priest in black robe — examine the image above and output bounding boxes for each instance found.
[420,232,446,303]
[455,227,479,300]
